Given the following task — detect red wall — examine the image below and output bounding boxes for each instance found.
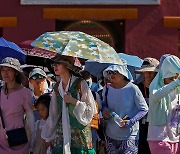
[125,1,180,59]
[0,0,180,59]
[0,0,55,43]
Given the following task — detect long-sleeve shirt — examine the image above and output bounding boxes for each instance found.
[41,76,97,142]
[148,79,180,125]
[102,82,148,141]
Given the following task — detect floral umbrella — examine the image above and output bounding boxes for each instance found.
[31,31,123,65]
[22,48,56,59]
[20,40,56,59]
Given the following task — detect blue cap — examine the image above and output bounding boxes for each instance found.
[29,68,47,79]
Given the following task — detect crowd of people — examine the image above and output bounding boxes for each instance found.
[0,53,179,154]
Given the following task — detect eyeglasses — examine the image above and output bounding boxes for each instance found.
[107,70,119,75]
[31,75,45,80]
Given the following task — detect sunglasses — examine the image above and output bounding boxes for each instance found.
[31,74,45,80]
[107,70,119,75]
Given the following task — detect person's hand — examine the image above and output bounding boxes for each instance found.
[45,141,52,150]
[64,92,77,105]
[178,74,180,80]
[120,120,129,128]
[102,109,111,118]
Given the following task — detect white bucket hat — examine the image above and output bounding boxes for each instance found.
[0,57,25,83]
[103,59,133,82]
[0,57,22,72]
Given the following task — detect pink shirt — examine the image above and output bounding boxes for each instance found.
[0,87,32,154]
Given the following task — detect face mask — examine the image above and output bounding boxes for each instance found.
[43,80,48,91]
[29,82,34,91]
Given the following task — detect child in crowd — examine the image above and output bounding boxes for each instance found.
[32,93,52,154]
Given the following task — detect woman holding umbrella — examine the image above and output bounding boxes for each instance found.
[31,31,125,153]
[41,56,97,154]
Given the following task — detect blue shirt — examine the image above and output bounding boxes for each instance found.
[103,82,148,140]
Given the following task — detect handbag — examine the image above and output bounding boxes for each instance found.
[6,127,28,147]
[0,88,28,147]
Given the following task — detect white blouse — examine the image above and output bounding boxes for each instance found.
[41,76,96,153]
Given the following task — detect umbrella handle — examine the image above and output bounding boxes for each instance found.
[67,58,75,92]
[67,75,72,92]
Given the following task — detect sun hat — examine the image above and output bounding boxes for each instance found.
[0,57,25,83]
[29,68,47,79]
[103,59,133,82]
[135,57,159,73]
[0,57,22,72]
[52,55,82,74]
[52,56,74,70]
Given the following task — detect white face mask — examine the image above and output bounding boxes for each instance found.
[29,82,34,91]
[43,80,48,91]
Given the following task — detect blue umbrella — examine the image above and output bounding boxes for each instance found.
[0,37,26,64]
[85,60,111,78]
[118,53,143,68]
[118,53,143,82]
[85,53,143,80]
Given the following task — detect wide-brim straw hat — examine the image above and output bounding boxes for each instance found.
[52,55,82,73]
[135,57,159,73]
